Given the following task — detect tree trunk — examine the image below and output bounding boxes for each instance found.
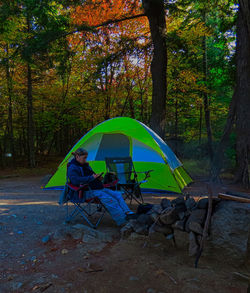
[199,105,202,145]
[104,61,110,120]
[211,2,250,187]
[0,141,3,167]
[143,0,167,138]
[174,98,178,153]
[239,0,250,35]
[129,94,135,118]
[27,62,35,167]
[202,12,213,160]
[210,90,237,182]
[26,14,35,168]
[140,90,144,120]
[5,45,15,164]
[22,126,27,156]
[234,2,250,188]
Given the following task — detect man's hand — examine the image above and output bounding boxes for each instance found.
[93,173,103,181]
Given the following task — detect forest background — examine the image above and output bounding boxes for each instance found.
[0,0,249,188]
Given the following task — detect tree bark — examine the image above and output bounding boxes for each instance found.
[27,62,35,167]
[210,90,237,182]
[202,33,213,160]
[5,45,15,164]
[199,105,202,145]
[104,61,110,120]
[0,141,3,167]
[211,2,250,187]
[142,0,167,138]
[239,0,250,36]
[174,98,178,153]
[26,13,35,167]
[234,2,250,188]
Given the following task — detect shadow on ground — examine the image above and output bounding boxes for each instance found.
[0,176,249,293]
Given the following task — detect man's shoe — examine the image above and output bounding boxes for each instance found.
[125,213,138,220]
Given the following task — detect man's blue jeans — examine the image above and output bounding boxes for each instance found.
[86,188,131,226]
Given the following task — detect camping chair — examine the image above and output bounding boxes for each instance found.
[64,182,106,229]
[105,157,153,204]
[62,175,119,229]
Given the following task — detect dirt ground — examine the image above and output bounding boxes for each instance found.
[0,176,249,293]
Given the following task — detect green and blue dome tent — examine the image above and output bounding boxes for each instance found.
[44,117,192,193]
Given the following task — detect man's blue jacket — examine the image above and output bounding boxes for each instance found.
[67,158,103,190]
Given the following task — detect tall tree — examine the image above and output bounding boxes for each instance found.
[25,12,35,167]
[5,45,15,164]
[202,11,213,161]
[142,0,167,138]
[71,0,168,137]
[211,0,250,187]
[234,0,250,187]
[0,0,70,166]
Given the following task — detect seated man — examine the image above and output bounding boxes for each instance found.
[67,148,136,226]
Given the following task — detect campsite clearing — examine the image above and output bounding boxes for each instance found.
[0,176,249,293]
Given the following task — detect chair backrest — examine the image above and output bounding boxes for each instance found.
[105,157,134,184]
[66,162,87,201]
[66,162,71,183]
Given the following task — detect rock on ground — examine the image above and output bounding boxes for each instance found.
[207,201,250,265]
[52,223,115,250]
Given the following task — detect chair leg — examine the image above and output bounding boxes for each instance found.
[66,204,81,223]
[128,188,143,205]
[137,187,144,204]
[65,201,106,229]
[134,184,144,203]
[80,204,106,229]
[65,202,70,223]
[121,186,133,205]
[124,189,143,205]
[65,202,76,223]
[94,209,106,228]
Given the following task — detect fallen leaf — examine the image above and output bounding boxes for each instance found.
[50,247,58,252]
[78,267,85,272]
[7,276,14,281]
[154,269,165,276]
[154,269,177,284]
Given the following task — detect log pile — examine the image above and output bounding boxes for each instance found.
[121,195,221,257]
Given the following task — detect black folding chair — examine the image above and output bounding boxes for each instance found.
[105,157,153,204]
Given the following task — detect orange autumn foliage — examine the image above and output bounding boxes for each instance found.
[70,0,149,39]
[72,0,142,26]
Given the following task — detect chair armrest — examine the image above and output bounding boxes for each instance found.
[134,170,153,180]
[67,183,89,192]
[145,170,154,176]
[135,170,154,174]
[113,170,153,180]
[103,179,119,188]
[79,184,90,191]
[115,170,150,176]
